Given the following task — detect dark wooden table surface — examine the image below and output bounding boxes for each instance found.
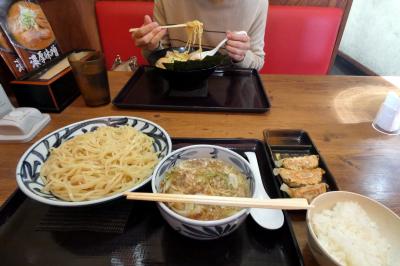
[1,71,399,265]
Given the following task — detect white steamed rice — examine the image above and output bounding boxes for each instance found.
[312,201,392,266]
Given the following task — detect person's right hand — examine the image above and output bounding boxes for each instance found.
[132,15,167,51]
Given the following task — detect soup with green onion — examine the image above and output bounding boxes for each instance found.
[160,158,250,220]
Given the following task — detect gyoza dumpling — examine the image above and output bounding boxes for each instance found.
[276,155,319,170]
[275,167,325,187]
[280,183,328,202]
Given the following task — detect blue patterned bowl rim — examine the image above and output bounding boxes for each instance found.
[16,116,172,207]
[152,144,256,226]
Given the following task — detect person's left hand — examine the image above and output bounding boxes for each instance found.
[226,31,251,63]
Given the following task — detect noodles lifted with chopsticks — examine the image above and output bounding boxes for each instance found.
[185,20,203,53]
[155,20,204,69]
[40,126,159,201]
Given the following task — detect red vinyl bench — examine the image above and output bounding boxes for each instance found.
[260,6,343,74]
[96,1,154,69]
[96,3,343,74]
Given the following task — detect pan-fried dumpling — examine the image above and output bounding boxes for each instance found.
[276,155,319,170]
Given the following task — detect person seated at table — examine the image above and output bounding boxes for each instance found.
[131,0,268,70]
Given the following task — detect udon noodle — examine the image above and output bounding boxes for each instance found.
[40,126,159,202]
[184,20,203,53]
[160,158,250,220]
[155,20,204,69]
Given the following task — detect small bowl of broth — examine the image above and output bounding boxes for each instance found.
[152,145,255,240]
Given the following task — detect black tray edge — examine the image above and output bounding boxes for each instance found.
[0,189,25,225]
[170,137,305,265]
[1,137,304,266]
[112,66,271,113]
[172,137,263,146]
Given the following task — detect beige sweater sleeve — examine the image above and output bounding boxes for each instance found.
[141,0,166,59]
[234,1,268,70]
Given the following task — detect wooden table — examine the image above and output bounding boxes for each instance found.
[1,72,399,265]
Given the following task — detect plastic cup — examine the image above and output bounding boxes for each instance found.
[372,91,400,135]
[68,51,110,106]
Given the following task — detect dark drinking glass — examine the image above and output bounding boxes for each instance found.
[68,51,110,106]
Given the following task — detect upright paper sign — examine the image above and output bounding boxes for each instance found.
[0,0,62,72]
[0,27,27,78]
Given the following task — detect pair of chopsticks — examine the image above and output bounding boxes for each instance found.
[129,23,186,33]
[125,192,311,210]
[129,24,225,34]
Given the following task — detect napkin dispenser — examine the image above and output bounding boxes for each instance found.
[0,83,50,142]
[9,51,83,113]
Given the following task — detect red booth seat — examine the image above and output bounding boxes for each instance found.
[260,6,343,75]
[96,1,154,69]
[96,3,343,74]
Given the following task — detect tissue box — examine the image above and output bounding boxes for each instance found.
[10,53,81,113]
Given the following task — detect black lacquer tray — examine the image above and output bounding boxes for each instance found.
[112,66,271,112]
[0,138,303,266]
[263,130,339,199]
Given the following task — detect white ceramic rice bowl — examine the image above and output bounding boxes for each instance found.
[306,191,400,266]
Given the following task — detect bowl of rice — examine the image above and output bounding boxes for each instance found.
[306,191,400,266]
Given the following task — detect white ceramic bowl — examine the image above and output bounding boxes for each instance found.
[306,191,400,266]
[16,116,172,207]
[152,145,255,240]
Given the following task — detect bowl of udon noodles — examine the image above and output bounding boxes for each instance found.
[16,116,172,207]
[147,20,229,89]
[152,145,255,240]
[147,47,227,85]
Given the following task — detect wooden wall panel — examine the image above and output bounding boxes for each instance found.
[329,0,353,71]
[39,0,100,53]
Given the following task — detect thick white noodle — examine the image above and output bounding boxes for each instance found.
[40,126,158,201]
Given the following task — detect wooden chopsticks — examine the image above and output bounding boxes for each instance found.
[125,192,311,210]
[129,23,187,33]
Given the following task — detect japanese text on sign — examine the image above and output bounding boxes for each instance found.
[28,44,60,69]
[13,58,25,72]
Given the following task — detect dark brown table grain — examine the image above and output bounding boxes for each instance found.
[1,71,399,265]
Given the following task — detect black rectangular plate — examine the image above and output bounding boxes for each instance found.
[0,138,303,266]
[112,66,271,113]
[263,130,339,198]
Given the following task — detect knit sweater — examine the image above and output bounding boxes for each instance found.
[147,0,268,70]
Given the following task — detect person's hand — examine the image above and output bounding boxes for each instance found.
[132,15,167,51]
[225,31,251,63]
